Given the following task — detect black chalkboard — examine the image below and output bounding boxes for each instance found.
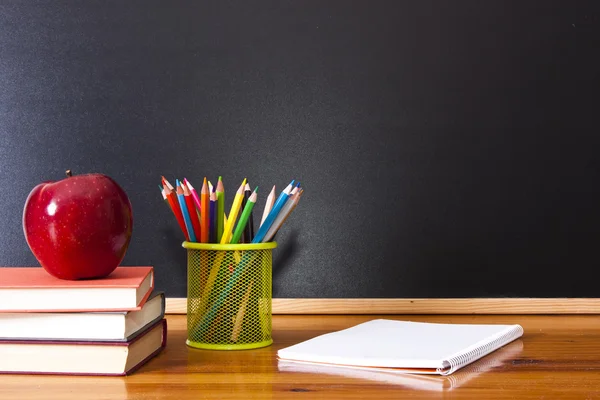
[1,0,599,298]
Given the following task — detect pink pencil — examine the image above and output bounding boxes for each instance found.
[183,178,202,211]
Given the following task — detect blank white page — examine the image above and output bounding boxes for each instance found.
[277,319,523,375]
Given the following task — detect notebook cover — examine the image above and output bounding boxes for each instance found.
[0,266,154,312]
[0,318,167,376]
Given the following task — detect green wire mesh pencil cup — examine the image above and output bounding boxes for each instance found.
[182,241,277,350]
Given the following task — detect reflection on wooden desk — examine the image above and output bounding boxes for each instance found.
[278,340,524,391]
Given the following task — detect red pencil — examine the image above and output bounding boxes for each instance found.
[161,176,174,191]
[200,177,210,243]
[163,181,189,241]
[182,181,202,241]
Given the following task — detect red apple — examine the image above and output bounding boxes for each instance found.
[23,170,133,280]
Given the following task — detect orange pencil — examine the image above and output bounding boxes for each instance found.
[200,177,210,243]
[163,181,189,241]
[182,181,202,241]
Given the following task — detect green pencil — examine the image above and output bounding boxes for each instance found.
[230,187,258,244]
[216,176,225,242]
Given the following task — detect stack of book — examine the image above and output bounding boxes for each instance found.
[0,266,166,376]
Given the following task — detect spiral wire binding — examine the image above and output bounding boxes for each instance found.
[437,325,524,375]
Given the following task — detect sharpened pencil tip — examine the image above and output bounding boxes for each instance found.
[175,179,180,186]
[218,176,222,181]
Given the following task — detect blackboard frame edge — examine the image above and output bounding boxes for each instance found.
[165,298,600,315]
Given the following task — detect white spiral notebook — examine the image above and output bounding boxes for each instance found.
[277,319,524,375]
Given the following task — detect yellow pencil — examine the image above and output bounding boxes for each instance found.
[220,178,247,244]
[221,212,232,242]
[231,280,254,342]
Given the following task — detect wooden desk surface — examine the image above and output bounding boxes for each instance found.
[2,314,600,399]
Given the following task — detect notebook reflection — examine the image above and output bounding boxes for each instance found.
[277,340,523,391]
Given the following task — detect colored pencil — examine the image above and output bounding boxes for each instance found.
[223,212,232,242]
[220,178,246,244]
[231,187,258,244]
[260,185,276,227]
[198,246,259,330]
[163,181,189,241]
[251,180,294,243]
[291,181,300,195]
[176,180,196,242]
[230,280,254,342]
[183,178,202,212]
[209,191,217,243]
[216,177,225,242]
[271,185,302,241]
[263,189,303,243]
[240,183,249,243]
[161,175,302,247]
[200,178,210,243]
[182,180,202,241]
[244,183,256,242]
[161,176,174,191]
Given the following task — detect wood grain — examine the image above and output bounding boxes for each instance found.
[3,314,600,399]
[165,297,600,314]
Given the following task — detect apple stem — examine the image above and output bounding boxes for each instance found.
[66,170,73,178]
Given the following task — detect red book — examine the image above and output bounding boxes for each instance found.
[0,266,154,312]
[0,319,167,376]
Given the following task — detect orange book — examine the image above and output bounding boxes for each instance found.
[0,266,154,313]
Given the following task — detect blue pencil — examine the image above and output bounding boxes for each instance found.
[251,180,295,243]
[176,179,197,242]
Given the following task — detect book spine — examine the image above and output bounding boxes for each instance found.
[439,325,524,375]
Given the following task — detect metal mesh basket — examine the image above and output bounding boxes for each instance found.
[182,241,276,350]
